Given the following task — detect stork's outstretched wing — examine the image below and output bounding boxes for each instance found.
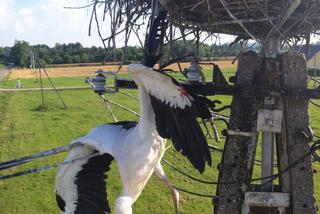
[55,145,114,213]
[128,64,212,173]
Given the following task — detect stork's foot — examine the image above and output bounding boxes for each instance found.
[154,163,180,214]
[171,187,180,214]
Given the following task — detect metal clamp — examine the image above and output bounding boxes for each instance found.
[227,129,257,137]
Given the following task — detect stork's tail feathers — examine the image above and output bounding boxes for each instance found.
[55,145,114,214]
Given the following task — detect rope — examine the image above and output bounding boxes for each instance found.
[163,140,320,186]
[208,144,278,166]
[251,140,320,187]
[310,100,320,108]
[308,75,320,85]
[162,159,217,184]
[173,185,213,198]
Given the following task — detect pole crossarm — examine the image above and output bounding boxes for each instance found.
[115,78,320,99]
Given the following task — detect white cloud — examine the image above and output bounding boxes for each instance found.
[0,0,14,30]
[36,0,97,45]
[41,0,89,28]
[0,0,135,47]
[14,8,36,33]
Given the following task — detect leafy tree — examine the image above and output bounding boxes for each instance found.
[81,53,89,63]
[34,44,53,64]
[72,55,81,63]
[1,40,255,67]
[63,55,73,64]
[51,55,64,64]
[0,47,5,65]
[126,46,143,61]
[9,40,32,67]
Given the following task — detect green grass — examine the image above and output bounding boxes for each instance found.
[0,86,221,213]
[0,76,89,89]
[0,70,319,213]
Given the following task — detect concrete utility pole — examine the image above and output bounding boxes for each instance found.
[214,37,316,214]
[314,53,317,87]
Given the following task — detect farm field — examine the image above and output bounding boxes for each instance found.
[8,61,237,80]
[0,65,319,214]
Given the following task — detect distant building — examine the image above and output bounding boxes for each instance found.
[307,51,320,69]
[7,63,15,68]
[299,45,320,69]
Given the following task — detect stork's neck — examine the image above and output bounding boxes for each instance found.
[138,86,157,136]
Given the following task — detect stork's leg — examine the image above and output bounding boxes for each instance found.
[154,163,180,214]
[115,196,133,214]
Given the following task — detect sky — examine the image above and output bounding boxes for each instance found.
[0,0,236,48]
[0,0,105,47]
[1,1,318,48]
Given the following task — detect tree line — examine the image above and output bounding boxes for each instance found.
[0,40,249,68]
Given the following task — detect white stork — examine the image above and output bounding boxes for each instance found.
[55,64,212,214]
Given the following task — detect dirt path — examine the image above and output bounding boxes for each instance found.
[0,68,10,80]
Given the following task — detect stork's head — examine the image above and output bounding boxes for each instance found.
[127,63,149,86]
[127,63,147,73]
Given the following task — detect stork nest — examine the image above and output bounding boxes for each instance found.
[159,0,320,39]
[86,0,320,55]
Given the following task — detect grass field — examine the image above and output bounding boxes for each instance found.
[8,61,237,80]
[0,66,319,214]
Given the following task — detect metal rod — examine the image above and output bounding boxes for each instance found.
[260,38,280,192]
[0,142,83,171]
[261,132,275,191]
[102,97,118,122]
[41,66,68,109]
[202,120,214,139]
[209,119,221,142]
[118,90,139,101]
[38,67,45,111]
[0,153,97,180]
[101,95,140,117]
[0,86,91,92]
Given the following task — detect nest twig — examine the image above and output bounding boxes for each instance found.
[66,0,320,62]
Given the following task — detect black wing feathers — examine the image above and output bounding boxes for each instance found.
[149,77,212,173]
[74,153,114,214]
[56,193,66,212]
[109,121,137,130]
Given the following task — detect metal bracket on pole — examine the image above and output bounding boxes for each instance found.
[242,192,290,214]
[259,38,280,193]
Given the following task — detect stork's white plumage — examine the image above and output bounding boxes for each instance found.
[55,64,212,214]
